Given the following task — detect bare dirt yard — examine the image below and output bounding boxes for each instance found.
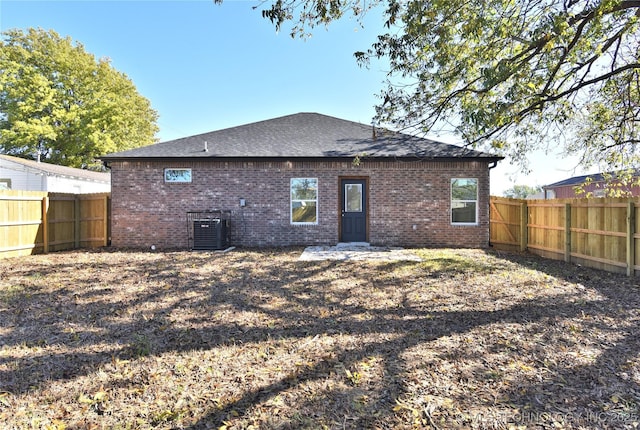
[1,247,639,429]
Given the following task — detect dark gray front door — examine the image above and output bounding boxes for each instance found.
[341,179,367,242]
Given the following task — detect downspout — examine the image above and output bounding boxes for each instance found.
[488,160,499,247]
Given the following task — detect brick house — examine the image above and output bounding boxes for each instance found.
[543,171,640,199]
[101,113,502,249]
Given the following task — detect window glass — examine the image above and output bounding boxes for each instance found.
[164,168,192,183]
[451,178,478,224]
[291,178,318,224]
[345,184,362,212]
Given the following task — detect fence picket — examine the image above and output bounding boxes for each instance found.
[0,190,110,259]
[491,196,640,276]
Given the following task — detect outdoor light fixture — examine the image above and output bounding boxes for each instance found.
[239,198,246,207]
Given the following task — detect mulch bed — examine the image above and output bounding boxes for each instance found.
[0,247,639,429]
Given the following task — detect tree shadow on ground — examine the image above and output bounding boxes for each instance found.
[485,251,640,428]
[0,247,639,429]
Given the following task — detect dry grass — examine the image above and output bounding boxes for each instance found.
[1,247,639,429]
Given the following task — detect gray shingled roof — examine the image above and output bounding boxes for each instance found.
[102,113,502,161]
[0,154,110,183]
[544,173,606,188]
[544,170,640,188]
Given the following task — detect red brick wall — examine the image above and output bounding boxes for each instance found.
[109,159,493,248]
[549,182,640,199]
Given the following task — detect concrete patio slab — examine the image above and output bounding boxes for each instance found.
[298,244,422,262]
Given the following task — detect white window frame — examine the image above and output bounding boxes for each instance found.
[451,178,478,225]
[290,178,318,225]
[164,168,192,183]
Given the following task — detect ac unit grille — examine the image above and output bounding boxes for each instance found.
[193,220,220,250]
[187,211,231,250]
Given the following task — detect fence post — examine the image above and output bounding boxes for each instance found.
[74,195,81,249]
[565,203,571,263]
[520,201,528,252]
[42,196,49,254]
[627,200,635,277]
[103,195,109,247]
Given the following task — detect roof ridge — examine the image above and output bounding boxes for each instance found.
[102,112,503,161]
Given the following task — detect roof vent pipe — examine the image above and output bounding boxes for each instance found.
[371,120,377,140]
[204,141,208,152]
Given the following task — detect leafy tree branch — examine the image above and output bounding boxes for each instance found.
[0,28,159,169]
[216,0,640,173]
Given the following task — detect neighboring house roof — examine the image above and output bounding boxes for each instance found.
[544,173,605,188]
[101,112,503,161]
[544,170,639,188]
[0,154,110,183]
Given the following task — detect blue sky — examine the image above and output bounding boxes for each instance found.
[0,0,592,195]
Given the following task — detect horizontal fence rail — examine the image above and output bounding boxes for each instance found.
[4,191,638,274]
[0,190,110,259]
[490,196,639,276]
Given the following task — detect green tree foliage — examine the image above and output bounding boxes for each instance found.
[0,28,158,169]
[233,0,640,173]
[503,184,543,199]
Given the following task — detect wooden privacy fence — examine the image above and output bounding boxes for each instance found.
[0,190,110,259]
[490,196,640,276]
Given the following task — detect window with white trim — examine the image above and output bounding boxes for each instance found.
[164,168,192,183]
[451,178,478,225]
[291,178,318,224]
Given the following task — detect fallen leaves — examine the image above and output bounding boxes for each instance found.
[0,248,639,428]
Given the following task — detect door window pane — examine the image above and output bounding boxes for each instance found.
[345,184,362,212]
